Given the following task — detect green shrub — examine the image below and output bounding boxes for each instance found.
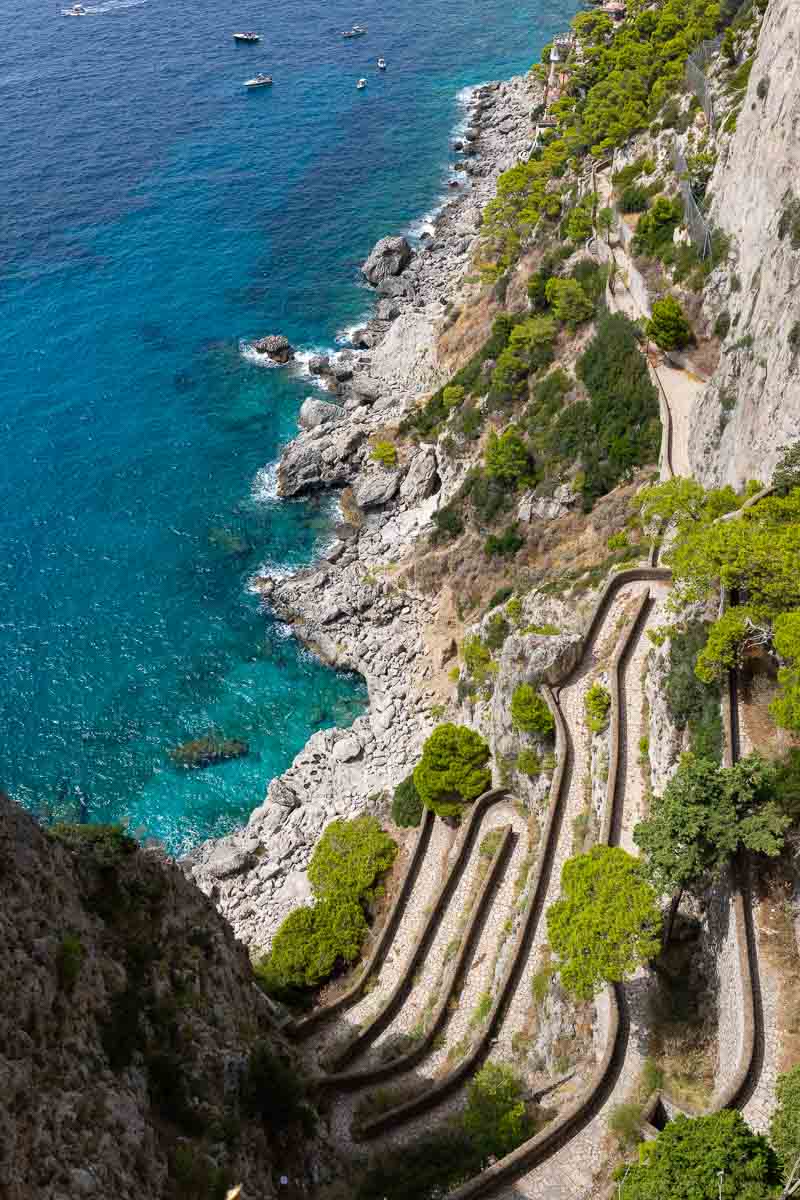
[413,723,492,819]
[462,1063,533,1162]
[485,612,510,651]
[511,683,555,736]
[564,199,594,243]
[462,635,493,683]
[608,1102,643,1148]
[257,897,368,992]
[771,1064,800,1172]
[584,681,611,732]
[619,184,649,213]
[516,749,542,777]
[485,425,533,484]
[665,622,723,762]
[485,524,524,558]
[308,815,397,904]
[355,1128,480,1200]
[647,295,693,350]
[632,197,683,260]
[443,384,465,409]
[242,1041,305,1128]
[50,822,137,865]
[56,933,84,992]
[714,310,731,340]
[371,441,398,468]
[778,195,800,251]
[392,773,423,828]
[431,502,465,544]
[545,277,595,330]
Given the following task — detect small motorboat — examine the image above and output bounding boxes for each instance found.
[342,24,367,38]
[62,3,87,14]
[377,57,387,69]
[356,77,367,89]
[244,74,273,88]
[233,31,260,42]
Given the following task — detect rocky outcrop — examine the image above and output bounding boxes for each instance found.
[352,465,403,509]
[361,236,413,286]
[276,421,366,497]
[298,396,344,430]
[689,1,800,487]
[250,333,295,364]
[0,795,331,1200]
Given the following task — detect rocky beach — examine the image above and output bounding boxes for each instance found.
[186,71,546,951]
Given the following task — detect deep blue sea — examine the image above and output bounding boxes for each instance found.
[0,0,577,853]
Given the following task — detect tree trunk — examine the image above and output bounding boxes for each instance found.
[664,888,683,947]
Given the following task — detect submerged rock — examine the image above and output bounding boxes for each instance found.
[251,334,295,363]
[361,235,413,286]
[169,735,249,769]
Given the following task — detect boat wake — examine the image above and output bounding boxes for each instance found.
[67,0,148,13]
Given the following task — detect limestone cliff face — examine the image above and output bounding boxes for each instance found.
[0,796,324,1200]
[690,0,800,487]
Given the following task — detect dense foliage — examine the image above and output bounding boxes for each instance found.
[647,295,693,350]
[770,1065,800,1176]
[413,723,492,818]
[639,481,800,729]
[584,680,611,732]
[355,1062,533,1200]
[256,815,397,997]
[634,753,788,897]
[615,1110,781,1200]
[392,772,424,828]
[308,816,397,904]
[511,683,555,736]
[547,845,662,999]
[665,622,723,761]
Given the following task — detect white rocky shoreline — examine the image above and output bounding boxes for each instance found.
[186,69,544,953]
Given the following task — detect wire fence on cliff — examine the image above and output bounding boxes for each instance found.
[673,143,712,258]
[685,34,723,128]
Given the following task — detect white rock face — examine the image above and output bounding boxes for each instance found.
[689,1,800,487]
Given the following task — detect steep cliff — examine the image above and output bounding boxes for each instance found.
[0,796,327,1200]
[690,0,800,486]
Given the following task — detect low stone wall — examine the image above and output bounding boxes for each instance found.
[289,807,435,1040]
[316,823,514,1091]
[325,788,510,1072]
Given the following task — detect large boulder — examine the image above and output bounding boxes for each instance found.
[277,424,365,497]
[352,466,402,509]
[298,397,343,430]
[351,375,381,404]
[361,236,413,286]
[399,446,439,502]
[377,276,415,299]
[307,354,331,376]
[251,334,294,364]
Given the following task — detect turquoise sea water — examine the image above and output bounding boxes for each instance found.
[0,0,577,852]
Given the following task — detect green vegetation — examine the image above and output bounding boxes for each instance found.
[413,723,492,819]
[308,816,397,905]
[633,198,683,261]
[614,1110,780,1199]
[511,683,555,736]
[485,425,533,483]
[485,524,524,558]
[665,622,723,762]
[256,815,396,996]
[639,480,800,730]
[547,846,662,999]
[257,898,368,992]
[479,0,720,273]
[634,753,788,898]
[771,1065,800,1176]
[544,276,595,329]
[646,295,693,350]
[516,749,544,777]
[485,612,510,651]
[392,772,424,828]
[584,680,611,733]
[619,184,649,213]
[564,312,660,508]
[463,1063,534,1161]
[49,821,137,865]
[461,634,494,684]
[371,440,398,468]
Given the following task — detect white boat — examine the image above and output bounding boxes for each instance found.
[62,4,87,14]
[342,24,367,38]
[244,74,273,88]
[233,31,260,42]
[356,77,367,89]
[377,57,386,69]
